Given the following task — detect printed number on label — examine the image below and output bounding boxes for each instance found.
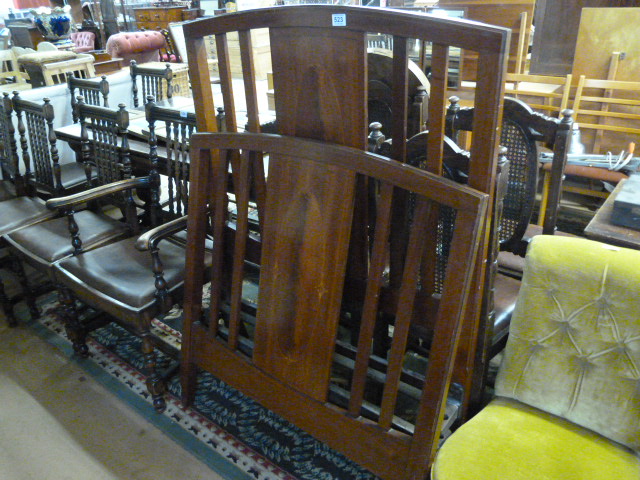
[332,14,346,27]
[180,110,188,118]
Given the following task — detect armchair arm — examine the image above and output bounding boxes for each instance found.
[135,215,188,251]
[46,177,151,210]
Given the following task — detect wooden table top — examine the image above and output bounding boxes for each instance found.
[584,179,640,250]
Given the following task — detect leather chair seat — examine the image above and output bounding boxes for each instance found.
[0,196,55,236]
[498,224,576,278]
[432,397,640,480]
[492,273,521,348]
[55,235,197,313]
[4,210,130,267]
[0,180,15,201]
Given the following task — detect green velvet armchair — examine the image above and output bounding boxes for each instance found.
[432,235,640,480]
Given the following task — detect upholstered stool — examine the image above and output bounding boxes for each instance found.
[17,50,77,87]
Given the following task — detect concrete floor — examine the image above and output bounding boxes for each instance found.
[0,314,226,480]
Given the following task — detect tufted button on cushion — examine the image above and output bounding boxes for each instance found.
[496,236,640,451]
[105,31,166,64]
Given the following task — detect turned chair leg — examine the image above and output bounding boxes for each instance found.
[0,278,17,327]
[58,286,89,357]
[142,333,166,413]
[11,258,39,319]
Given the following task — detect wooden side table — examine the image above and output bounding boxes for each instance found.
[584,179,640,250]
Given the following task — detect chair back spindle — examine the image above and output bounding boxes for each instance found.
[68,73,110,123]
[130,60,173,108]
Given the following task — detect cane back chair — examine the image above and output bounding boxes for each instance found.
[67,73,110,123]
[183,5,510,417]
[50,96,202,412]
[182,132,489,480]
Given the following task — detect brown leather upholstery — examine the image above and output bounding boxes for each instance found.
[492,273,521,350]
[0,180,15,201]
[4,210,130,266]
[55,235,196,313]
[0,196,55,235]
[498,223,576,278]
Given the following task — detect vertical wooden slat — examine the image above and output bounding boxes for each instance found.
[180,141,215,405]
[379,197,432,430]
[215,33,238,132]
[348,181,394,417]
[239,30,261,133]
[455,44,508,416]
[426,44,449,176]
[390,36,409,163]
[207,147,231,338]
[186,36,218,133]
[227,149,251,349]
[405,206,487,480]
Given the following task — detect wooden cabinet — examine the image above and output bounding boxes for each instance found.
[133,6,197,31]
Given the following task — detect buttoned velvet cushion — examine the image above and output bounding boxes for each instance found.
[432,235,640,480]
[431,398,640,480]
[55,235,192,313]
[4,210,130,265]
[0,196,55,235]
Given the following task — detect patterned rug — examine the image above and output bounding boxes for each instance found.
[30,295,379,480]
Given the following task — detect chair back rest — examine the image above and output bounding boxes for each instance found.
[130,60,173,108]
[12,93,63,196]
[77,98,131,190]
[447,96,573,250]
[572,75,640,154]
[68,73,110,123]
[505,72,573,116]
[0,48,28,85]
[145,95,196,221]
[184,132,489,479]
[41,54,96,86]
[70,31,96,49]
[182,2,510,420]
[159,29,182,63]
[496,235,640,453]
[0,92,22,193]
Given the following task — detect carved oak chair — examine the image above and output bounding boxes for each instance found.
[130,60,173,108]
[3,99,135,325]
[0,93,21,202]
[183,6,509,418]
[446,96,574,368]
[432,235,640,480]
[0,93,99,323]
[50,97,202,412]
[67,73,110,123]
[182,131,489,480]
[446,96,573,269]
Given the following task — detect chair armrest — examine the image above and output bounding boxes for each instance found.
[46,177,150,210]
[135,215,188,251]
